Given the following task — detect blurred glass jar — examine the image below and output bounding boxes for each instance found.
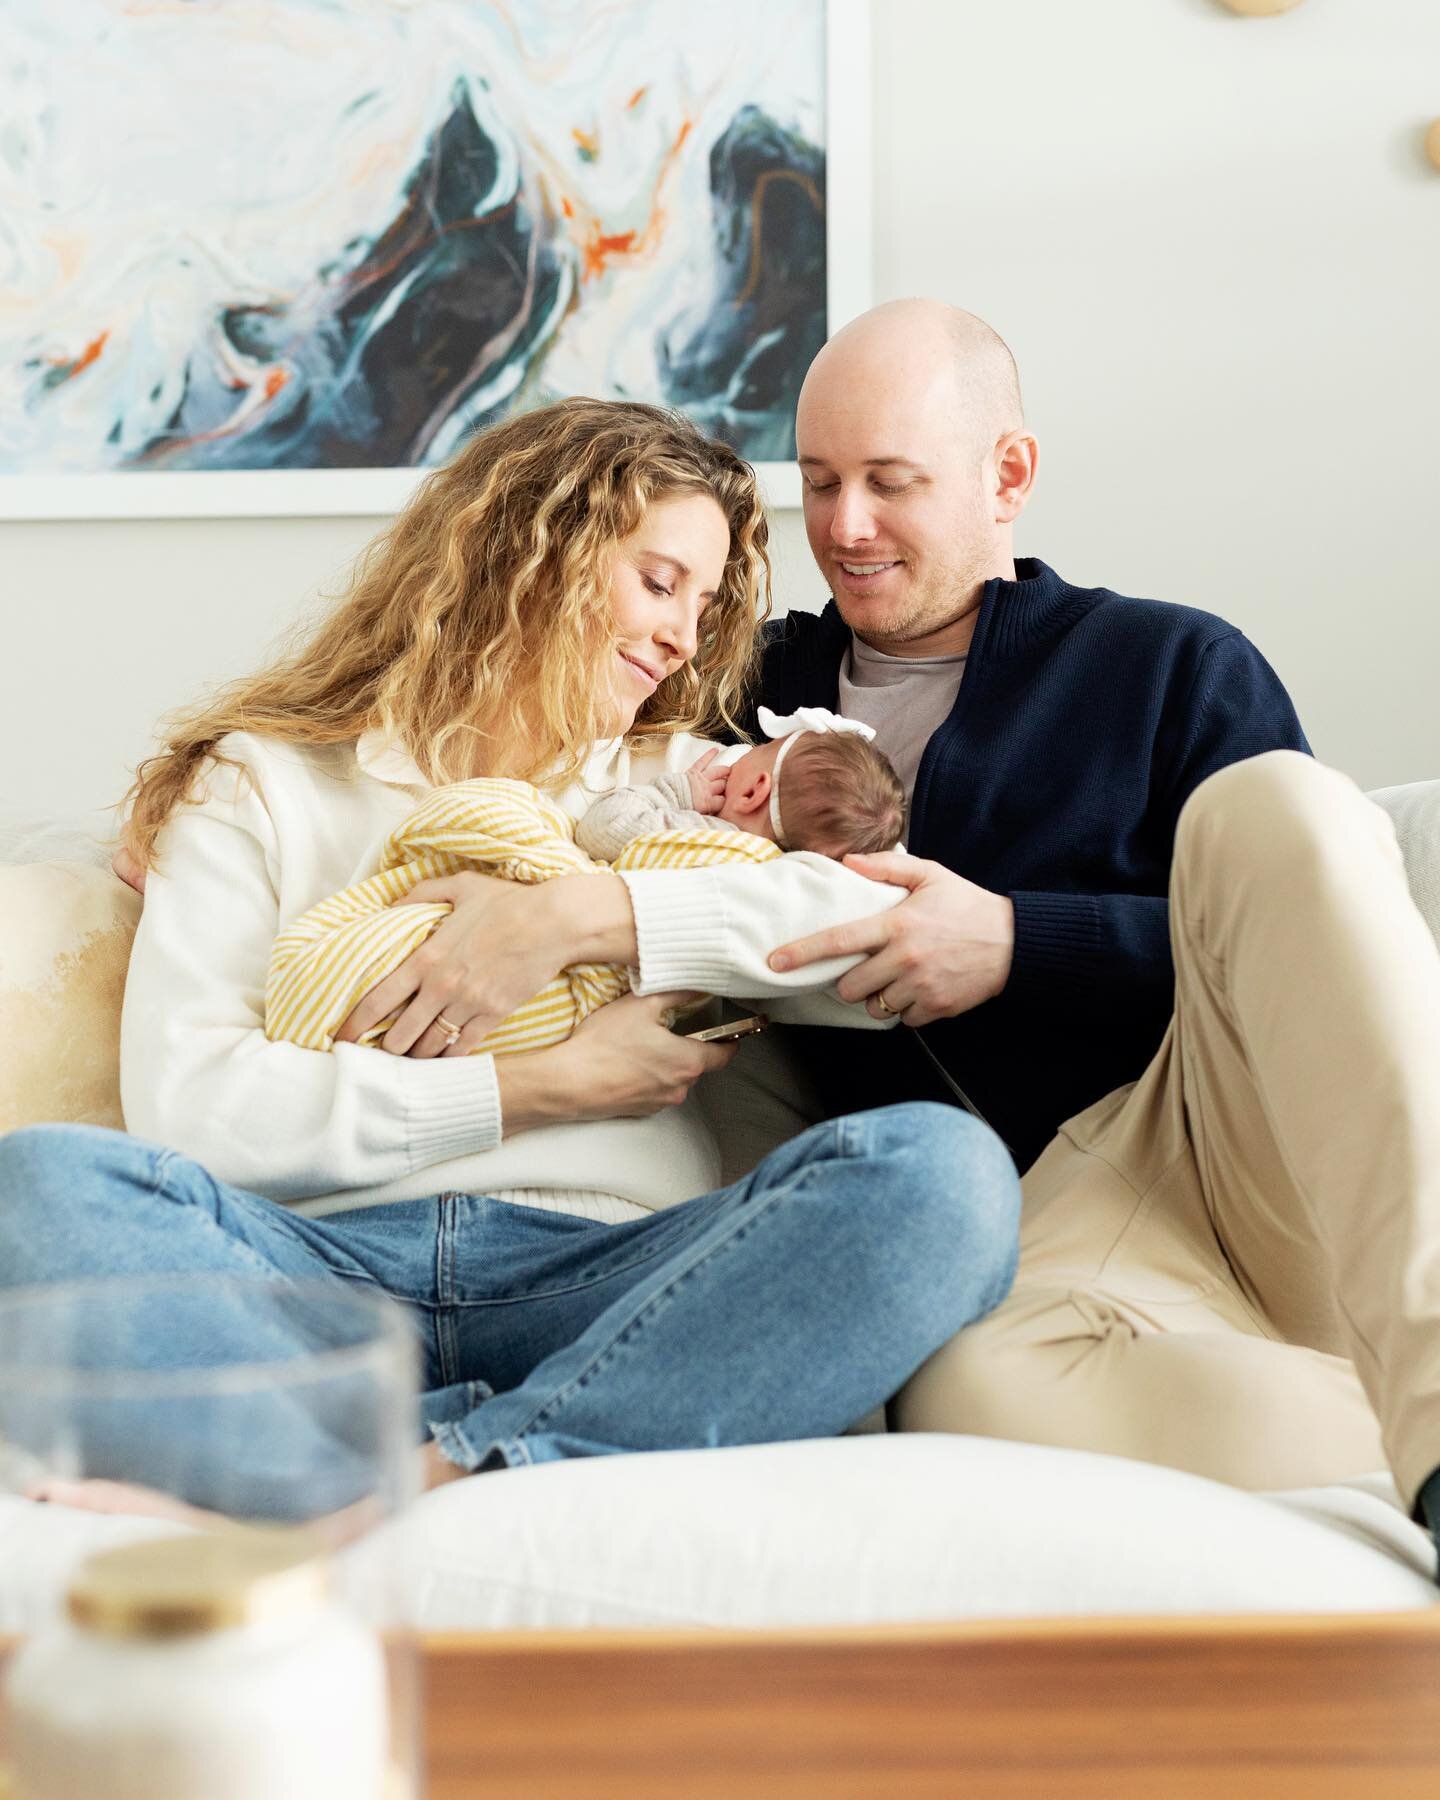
[0,1276,423,1798]
[6,1529,399,1799]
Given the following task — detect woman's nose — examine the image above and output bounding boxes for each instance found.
[656,597,701,664]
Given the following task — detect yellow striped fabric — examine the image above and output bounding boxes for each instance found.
[265,777,780,1057]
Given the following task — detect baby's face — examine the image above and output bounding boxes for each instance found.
[716,741,784,840]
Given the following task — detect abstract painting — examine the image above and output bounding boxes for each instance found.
[0,0,869,517]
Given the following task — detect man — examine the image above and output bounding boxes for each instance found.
[754,298,1440,1562]
[751,299,1307,1172]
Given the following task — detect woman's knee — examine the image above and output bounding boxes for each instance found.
[850,1102,1022,1307]
[0,1123,142,1199]
[0,1125,154,1281]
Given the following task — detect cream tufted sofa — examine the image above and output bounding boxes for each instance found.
[1,779,1438,1631]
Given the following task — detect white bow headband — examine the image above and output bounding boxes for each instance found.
[755,706,877,848]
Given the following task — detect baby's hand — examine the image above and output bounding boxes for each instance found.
[687,747,729,815]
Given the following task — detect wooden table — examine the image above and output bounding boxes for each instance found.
[421,1614,1440,1798]
[9,1614,1440,1797]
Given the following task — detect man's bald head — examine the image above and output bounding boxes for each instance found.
[799,299,1023,467]
[794,300,1038,657]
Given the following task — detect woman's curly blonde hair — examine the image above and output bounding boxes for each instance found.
[123,398,772,867]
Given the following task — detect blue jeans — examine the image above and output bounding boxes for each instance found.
[0,1105,1018,1507]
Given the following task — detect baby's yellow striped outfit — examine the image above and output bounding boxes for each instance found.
[265,777,779,1057]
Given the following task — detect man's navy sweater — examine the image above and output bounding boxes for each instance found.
[748,558,1310,1172]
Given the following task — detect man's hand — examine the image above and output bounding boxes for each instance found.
[685,747,729,815]
[334,870,634,1058]
[768,852,1015,1026]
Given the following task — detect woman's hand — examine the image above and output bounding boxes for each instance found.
[334,869,638,1058]
[496,991,738,1131]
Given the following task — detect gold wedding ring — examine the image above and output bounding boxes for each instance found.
[435,1013,462,1045]
[874,992,896,1017]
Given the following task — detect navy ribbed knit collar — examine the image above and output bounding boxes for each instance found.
[808,557,1088,664]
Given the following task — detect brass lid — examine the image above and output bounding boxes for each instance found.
[67,1527,329,1641]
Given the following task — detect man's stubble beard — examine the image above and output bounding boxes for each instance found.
[837,569,985,655]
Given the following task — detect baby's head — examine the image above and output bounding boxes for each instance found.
[719,732,905,858]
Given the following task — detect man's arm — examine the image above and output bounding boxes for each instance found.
[770,630,1309,1025]
[1004,630,1310,1011]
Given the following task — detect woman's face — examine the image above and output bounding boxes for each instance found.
[606,491,732,732]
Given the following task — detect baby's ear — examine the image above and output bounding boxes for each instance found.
[728,766,772,817]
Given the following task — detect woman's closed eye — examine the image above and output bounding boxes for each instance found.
[642,575,673,597]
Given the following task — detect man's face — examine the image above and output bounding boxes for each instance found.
[796,363,997,656]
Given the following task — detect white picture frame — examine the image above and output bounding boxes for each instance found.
[0,0,871,522]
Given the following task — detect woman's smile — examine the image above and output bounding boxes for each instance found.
[619,651,663,692]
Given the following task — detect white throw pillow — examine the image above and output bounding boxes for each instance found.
[0,1437,1433,1635]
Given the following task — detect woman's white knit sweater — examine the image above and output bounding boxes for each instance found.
[120,729,900,1221]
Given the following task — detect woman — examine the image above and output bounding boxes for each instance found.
[0,400,1019,1515]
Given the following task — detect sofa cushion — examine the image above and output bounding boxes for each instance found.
[0,862,140,1134]
[1370,780,1440,947]
[0,1436,1433,1634]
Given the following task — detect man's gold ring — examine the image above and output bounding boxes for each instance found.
[874,992,896,1017]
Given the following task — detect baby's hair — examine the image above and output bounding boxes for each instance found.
[778,734,906,857]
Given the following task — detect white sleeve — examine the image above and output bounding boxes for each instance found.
[120,769,503,1203]
[617,852,905,1031]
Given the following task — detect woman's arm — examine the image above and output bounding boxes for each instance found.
[334,851,906,1055]
[122,788,505,1200]
[123,775,732,1200]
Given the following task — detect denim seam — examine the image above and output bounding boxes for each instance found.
[501,1168,823,1445]
[147,1150,307,1286]
[149,1147,186,1198]
[435,1194,460,1388]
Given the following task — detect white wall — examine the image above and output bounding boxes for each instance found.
[5,0,1438,828]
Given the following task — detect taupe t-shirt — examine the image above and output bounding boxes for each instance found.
[837,636,968,811]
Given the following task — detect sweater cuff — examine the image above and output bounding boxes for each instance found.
[617,865,732,992]
[1007,891,1103,1000]
[393,1050,503,1165]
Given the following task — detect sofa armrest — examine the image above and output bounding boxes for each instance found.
[0,861,140,1134]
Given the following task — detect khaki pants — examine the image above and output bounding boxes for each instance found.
[894,752,1440,1510]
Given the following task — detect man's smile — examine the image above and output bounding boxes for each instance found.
[834,557,905,593]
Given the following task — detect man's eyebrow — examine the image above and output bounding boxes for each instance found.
[797,455,928,471]
[640,550,717,601]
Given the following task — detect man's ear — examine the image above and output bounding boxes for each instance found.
[727,767,772,819]
[992,430,1039,524]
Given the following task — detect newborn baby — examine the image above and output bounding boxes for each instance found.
[265,708,904,1059]
[575,705,905,862]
